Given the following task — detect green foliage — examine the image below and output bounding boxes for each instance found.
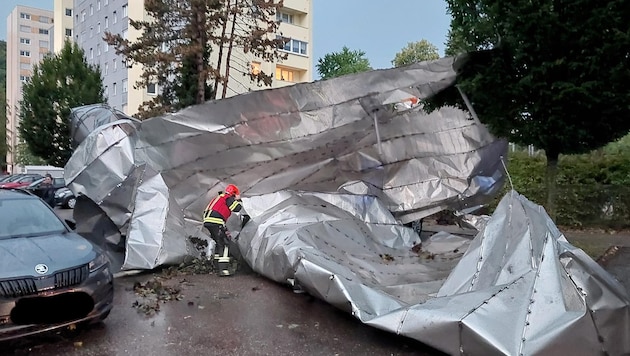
[495,150,630,229]
[391,40,440,67]
[439,0,630,161]
[15,142,46,166]
[316,46,372,80]
[19,41,105,167]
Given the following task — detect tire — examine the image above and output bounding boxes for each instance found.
[65,196,77,209]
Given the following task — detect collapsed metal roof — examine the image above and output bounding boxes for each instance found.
[65,56,630,355]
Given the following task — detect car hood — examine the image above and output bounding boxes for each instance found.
[0,232,97,279]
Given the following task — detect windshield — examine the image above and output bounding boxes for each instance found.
[0,198,67,239]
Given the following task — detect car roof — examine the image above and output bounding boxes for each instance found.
[0,188,39,200]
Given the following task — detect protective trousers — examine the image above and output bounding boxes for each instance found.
[204,222,234,276]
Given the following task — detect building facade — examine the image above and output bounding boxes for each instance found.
[53,0,313,117]
[5,6,54,174]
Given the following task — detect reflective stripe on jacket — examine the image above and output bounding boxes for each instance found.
[203,193,242,225]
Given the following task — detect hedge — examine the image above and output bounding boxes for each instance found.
[491,150,630,229]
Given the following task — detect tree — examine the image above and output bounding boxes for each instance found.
[391,40,440,67]
[14,142,46,166]
[19,41,105,167]
[316,46,372,80]
[434,0,630,218]
[105,0,286,119]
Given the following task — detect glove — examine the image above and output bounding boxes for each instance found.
[241,214,251,228]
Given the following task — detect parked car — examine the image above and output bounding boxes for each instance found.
[0,174,43,189]
[54,187,77,209]
[24,177,66,197]
[0,188,113,341]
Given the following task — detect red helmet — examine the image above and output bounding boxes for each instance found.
[225,184,240,196]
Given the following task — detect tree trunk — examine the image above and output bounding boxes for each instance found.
[213,0,230,99]
[545,150,560,221]
[221,0,239,99]
[195,6,207,105]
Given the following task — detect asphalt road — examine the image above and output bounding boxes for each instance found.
[2,207,445,356]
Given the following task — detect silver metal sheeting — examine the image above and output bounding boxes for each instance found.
[239,190,630,355]
[63,56,630,354]
[65,56,507,270]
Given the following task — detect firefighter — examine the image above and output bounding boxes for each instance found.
[203,184,250,276]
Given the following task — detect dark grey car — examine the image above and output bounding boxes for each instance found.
[0,188,113,341]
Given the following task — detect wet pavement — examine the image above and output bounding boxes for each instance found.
[0,207,626,355]
[1,269,445,356]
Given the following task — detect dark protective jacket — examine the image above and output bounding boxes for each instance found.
[203,192,242,225]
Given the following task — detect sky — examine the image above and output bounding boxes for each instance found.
[0,0,451,72]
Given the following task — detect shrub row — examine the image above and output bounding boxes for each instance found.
[492,150,630,229]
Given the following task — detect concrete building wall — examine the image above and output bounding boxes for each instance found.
[5,6,54,173]
[53,0,74,52]
[51,0,312,117]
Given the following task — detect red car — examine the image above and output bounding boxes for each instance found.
[0,174,43,189]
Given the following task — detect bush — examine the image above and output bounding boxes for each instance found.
[491,150,630,229]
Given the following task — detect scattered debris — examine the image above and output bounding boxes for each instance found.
[379,254,395,262]
[411,243,422,254]
[132,279,183,316]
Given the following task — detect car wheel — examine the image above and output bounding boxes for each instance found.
[65,197,77,209]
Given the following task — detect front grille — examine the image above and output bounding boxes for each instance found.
[0,265,89,298]
[54,265,89,289]
[0,278,37,298]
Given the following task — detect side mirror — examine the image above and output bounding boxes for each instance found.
[65,219,77,230]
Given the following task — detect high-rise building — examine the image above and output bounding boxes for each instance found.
[52,0,313,117]
[5,6,54,174]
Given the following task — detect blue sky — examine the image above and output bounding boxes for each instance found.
[1,0,451,73]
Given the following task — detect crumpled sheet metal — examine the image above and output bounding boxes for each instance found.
[239,190,630,355]
[65,56,507,270]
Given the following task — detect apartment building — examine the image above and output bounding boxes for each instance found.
[5,6,54,174]
[53,0,312,117]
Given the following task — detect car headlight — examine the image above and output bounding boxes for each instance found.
[89,253,109,272]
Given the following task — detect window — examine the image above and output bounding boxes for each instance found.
[97,22,101,33]
[276,11,294,24]
[147,83,157,95]
[90,26,93,38]
[105,0,108,5]
[20,75,30,82]
[20,13,31,20]
[39,40,49,48]
[250,62,261,75]
[81,10,86,22]
[113,11,117,24]
[20,25,31,33]
[39,16,50,23]
[65,8,72,16]
[104,62,108,75]
[90,48,93,59]
[112,82,117,95]
[122,29,128,39]
[122,5,128,18]
[20,38,31,45]
[104,44,109,52]
[97,44,101,55]
[20,63,30,70]
[20,50,31,57]
[113,59,117,71]
[275,67,295,82]
[122,79,128,93]
[105,16,109,28]
[97,0,101,10]
[39,28,49,35]
[65,28,72,36]
[278,38,307,55]
[90,4,94,15]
